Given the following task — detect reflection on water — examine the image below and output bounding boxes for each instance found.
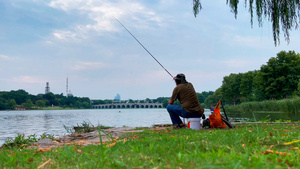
[0,109,298,146]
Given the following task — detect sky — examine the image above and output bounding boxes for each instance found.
[0,0,299,100]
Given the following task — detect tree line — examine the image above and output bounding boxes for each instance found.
[205,51,300,106]
[0,90,91,110]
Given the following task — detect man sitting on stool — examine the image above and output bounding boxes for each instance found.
[167,73,204,129]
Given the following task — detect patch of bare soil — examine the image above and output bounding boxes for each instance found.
[29,125,171,149]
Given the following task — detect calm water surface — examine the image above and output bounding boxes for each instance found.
[0,109,298,146]
[0,109,170,146]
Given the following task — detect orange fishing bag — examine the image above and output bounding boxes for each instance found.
[209,100,227,128]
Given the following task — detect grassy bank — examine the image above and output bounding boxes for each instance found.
[226,97,300,114]
[1,123,299,168]
[40,106,79,110]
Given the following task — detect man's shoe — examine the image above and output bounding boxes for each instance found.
[172,124,186,129]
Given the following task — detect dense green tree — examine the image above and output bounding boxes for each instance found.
[145,98,152,103]
[45,100,50,106]
[162,99,169,108]
[201,91,214,99]
[0,100,6,110]
[0,89,93,110]
[254,51,300,99]
[104,99,113,104]
[193,0,300,46]
[66,96,76,106]
[252,77,266,101]
[5,99,17,110]
[152,99,158,103]
[80,97,91,103]
[294,81,300,96]
[92,100,106,105]
[204,88,222,108]
[2,89,29,105]
[196,93,205,103]
[82,102,91,109]
[23,99,33,109]
[156,97,169,103]
[221,73,242,105]
[35,100,46,108]
[239,71,257,101]
[43,92,56,105]
[75,101,82,108]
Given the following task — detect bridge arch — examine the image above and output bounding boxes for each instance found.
[92,103,163,109]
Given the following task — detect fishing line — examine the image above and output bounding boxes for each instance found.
[115,18,173,78]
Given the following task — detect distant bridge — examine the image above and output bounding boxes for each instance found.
[92,103,163,109]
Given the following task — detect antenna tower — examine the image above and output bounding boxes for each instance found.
[45,82,50,94]
[66,77,68,94]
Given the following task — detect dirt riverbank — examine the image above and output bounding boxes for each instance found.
[28,125,171,149]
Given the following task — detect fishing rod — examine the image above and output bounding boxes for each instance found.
[115,18,173,79]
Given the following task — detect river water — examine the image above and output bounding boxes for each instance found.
[0,109,298,146]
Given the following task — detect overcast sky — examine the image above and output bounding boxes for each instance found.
[0,0,299,100]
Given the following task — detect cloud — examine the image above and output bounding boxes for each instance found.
[71,61,108,70]
[233,35,270,48]
[0,54,10,60]
[48,0,163,41]
[222,58,250,68]
[52,30,85,41]
[196,57,261,73]
[11,76,45,84]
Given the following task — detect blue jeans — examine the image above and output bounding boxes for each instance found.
[166,104,202,124]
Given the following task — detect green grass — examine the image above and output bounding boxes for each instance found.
[1,133,54,149]
[0,123,299,168]
[227,97,300,115]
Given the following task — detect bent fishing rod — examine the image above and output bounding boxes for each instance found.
[115,18,173,79]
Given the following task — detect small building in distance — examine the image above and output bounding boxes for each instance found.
[15,107,26,110]
[113,94,121,103]
[67,90,73,97]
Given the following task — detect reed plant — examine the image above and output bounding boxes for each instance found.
[227,97,300,114]
[1,133,54,149]
[0,123,299,168]
[63,121,112,134]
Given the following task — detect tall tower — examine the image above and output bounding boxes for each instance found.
[66,77,73,97]
[45,82,50,94]
[66,77,68,94]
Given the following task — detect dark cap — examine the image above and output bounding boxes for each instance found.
[175,73,187,83]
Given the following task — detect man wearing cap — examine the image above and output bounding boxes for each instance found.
[167,73,204,129]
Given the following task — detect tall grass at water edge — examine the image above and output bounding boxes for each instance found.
[226,97,300,114]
